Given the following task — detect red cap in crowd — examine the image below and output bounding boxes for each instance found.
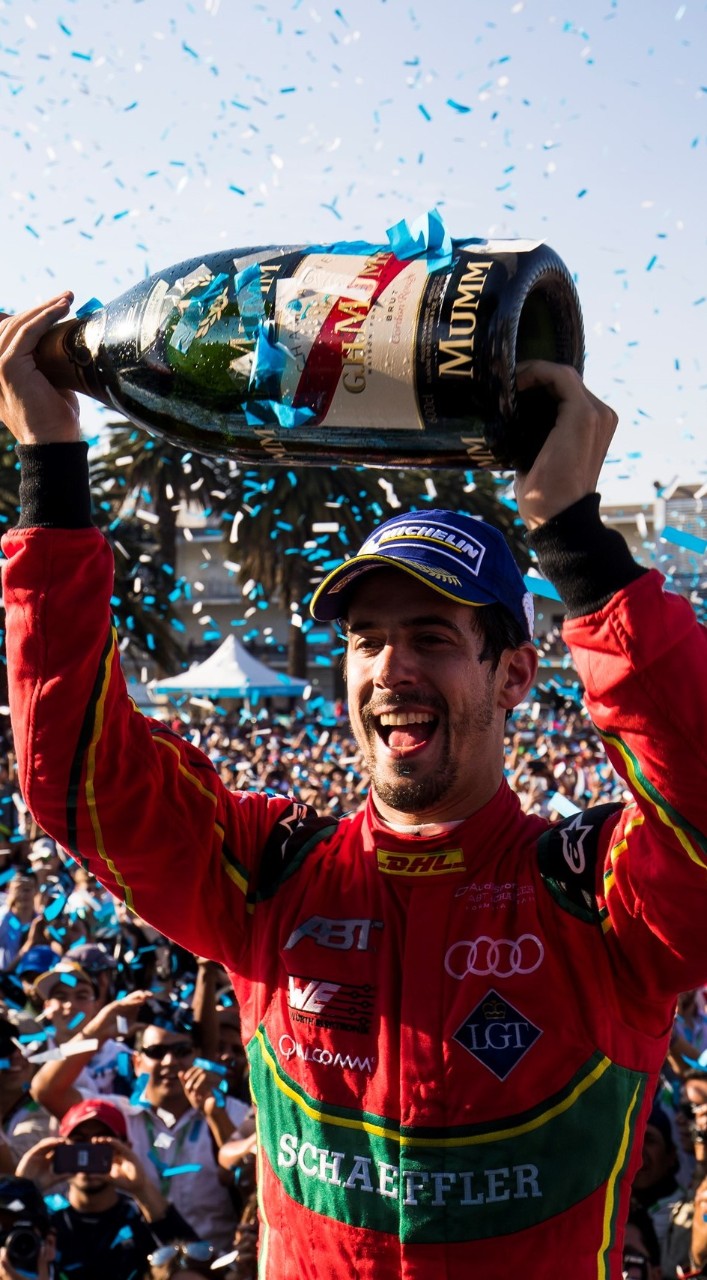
[59,1098,127,1141]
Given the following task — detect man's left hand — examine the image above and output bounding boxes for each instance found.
[513,361,618,530]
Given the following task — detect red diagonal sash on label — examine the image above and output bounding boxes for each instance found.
[291,252,411,419]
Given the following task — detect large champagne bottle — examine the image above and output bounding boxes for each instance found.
[36,236,584,471]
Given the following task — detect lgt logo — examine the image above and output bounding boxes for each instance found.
[284,916,383,952]
[453,989,542,1080]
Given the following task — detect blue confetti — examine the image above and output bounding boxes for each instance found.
[243,400,316,429]
[524,574,562,602]
[75,297,104,319]
[660,526,707,554]
[44,895,67,923]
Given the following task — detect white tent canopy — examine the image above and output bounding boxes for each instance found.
[150,633,309,700]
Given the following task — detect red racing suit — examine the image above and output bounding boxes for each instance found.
[3,452,707,1278]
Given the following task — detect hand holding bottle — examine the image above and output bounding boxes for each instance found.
[513,360,618,530]
[0,294,82,445]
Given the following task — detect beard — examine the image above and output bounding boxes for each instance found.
[357,685,495,814]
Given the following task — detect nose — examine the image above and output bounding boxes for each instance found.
[372,641,418,690]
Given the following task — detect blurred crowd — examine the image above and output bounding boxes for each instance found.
[0,702,702,1279]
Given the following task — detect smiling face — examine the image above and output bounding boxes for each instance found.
[133,1025,195,1112]
[344,569,537,825]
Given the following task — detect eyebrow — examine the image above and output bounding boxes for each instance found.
[346,613,465,637]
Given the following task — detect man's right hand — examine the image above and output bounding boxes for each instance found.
[14,1136,65,1191]
[0,294,81,444]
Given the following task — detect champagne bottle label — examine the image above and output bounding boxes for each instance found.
[109,246,503,437]
[272,249,428,432]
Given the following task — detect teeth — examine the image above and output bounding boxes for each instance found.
[378,712,435,727]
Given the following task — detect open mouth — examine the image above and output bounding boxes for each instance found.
[376,710,438,756]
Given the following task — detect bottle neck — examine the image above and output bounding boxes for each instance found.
[35,318,109,404]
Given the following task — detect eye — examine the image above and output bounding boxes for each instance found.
[416,631,451,648]
[350,634,382,654]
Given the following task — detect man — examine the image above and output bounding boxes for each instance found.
[30,993,249,1251]
[15,1097,197,1280]
[0,874,37,970]
[65,941,118,1009]
[1,296,706,1278]
[623,1205,663,1280]
[0,1015,52,1166]
[0,1175,54,1280]
[631,1106,685,1273]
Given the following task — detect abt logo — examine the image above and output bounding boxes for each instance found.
[284,917,383,952]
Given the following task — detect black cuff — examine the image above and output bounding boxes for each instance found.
[526,493,647,618]
[16,442,92,529]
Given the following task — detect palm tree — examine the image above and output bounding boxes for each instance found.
[0,439,183,693]
[91,423,235,582]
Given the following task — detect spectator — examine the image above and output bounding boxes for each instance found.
[0,1015,52,1166]
[0,874,37,970]
[632,1106,686,1273]
[16,1097,197,1280]
[623,1203,662,1279]
[31,992,249,1251]
[0,1174,54,1280]
[32,958,125,1095]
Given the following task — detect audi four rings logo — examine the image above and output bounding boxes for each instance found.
[445,935,544,980]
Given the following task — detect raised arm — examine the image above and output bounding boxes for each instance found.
[0,299,323,973]
[516,360,707,999]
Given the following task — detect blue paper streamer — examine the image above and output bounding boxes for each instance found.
[385,209,452,267]
[243,399,316,430]
[233,263,264,337]
[75,297,104,319]
[660,526,707,555]
[523,574,562,602]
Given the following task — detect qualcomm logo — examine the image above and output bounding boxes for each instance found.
[278,1035,375,1074]
[445,935,544,980]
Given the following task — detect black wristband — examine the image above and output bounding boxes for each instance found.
[527,493,647,619]
[16,442,92,529]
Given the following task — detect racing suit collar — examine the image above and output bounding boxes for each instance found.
[361,779,529,876]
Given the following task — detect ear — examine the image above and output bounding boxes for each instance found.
[496,643,539,711]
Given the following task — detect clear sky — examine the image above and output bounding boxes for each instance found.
[1,0,705,505]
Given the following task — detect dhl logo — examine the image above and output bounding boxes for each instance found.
[376,847,465,877]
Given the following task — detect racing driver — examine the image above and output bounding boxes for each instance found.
[1,292,706,1279]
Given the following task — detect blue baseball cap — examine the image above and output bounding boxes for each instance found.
[14,945,57,978]
[310,509,534,640]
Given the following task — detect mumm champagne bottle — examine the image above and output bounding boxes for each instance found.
[36,236,584,471]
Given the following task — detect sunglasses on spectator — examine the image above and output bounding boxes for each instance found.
[148,1243,215,1267]
[140,1042,194,1062]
